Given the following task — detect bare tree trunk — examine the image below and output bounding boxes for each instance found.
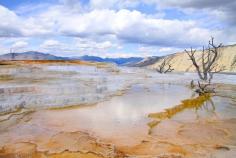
[156,58,174,73]
[185,37,225,95]
[185,37,224,82]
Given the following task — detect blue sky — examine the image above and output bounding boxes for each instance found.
[0,0,236,57]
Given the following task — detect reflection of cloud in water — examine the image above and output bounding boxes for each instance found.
[31,84,193,144]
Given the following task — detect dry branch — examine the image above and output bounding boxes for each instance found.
[156,58,174,73]
[185,37,224,82]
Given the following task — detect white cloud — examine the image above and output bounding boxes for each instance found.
[151,0,236,25]
[0,1,236,57]
[56,9,216,47]
[9,41,28,53]
[41,39,60,48]
[37,38,121,57]
[0,5,22,37]
[89,0,140,10]
[39,39,67,54]
[0,3,224,47]
[0,5,52,37]
[12,41,28,48]
[78,39,114,49]
[0,44,9,55]
[138,45,182,56]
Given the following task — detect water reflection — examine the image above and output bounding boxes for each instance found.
[18,84,193,145]
[148,94,215,134]
[194,97,217,120]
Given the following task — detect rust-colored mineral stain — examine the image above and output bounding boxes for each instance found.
[0,142,44,158]
[168,145,188,156]
[0,131,123,158]
[148,94,211,132]
[0,142,105,158]
[1,66,236,158]
[48,152,104,158]
[8,60,109,67]
[117,140,188,157]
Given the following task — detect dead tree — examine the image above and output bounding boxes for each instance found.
[231,56,236,67]
[10,48,15,60]
[190,80,195,89]
[195,81,215,95]
[185,37,225,83]
[156,58,174,73]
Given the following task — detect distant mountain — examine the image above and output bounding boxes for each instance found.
[0,52,143,65]
[77,55,143,65]
[76,55,105,62]
[129,56,161,67]
[142,44,236,73]
[0,51,68,60]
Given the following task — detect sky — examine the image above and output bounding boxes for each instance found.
[0,0,236,57]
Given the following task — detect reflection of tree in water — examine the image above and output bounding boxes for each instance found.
[147,94,217,134]
[194,97,218,120]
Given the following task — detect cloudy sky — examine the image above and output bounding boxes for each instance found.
[0,0,236,57]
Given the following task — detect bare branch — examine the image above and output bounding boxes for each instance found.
[156,58,174,73]
[185,47,204,80]
[164,64,174,73]
[185,37,224,82]
[196,81,214,95]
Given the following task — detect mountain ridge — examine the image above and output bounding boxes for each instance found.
[0,51,68,60]
[77,55,143,65]
[1,43,235,72]
[0,51,143,65]
[144,44,236,72]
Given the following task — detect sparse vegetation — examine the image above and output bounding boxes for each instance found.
[156,58,174,73]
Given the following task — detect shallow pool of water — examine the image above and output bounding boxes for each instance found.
[1,63,236,157]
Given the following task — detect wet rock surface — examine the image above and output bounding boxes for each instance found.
[0,61,236,158]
